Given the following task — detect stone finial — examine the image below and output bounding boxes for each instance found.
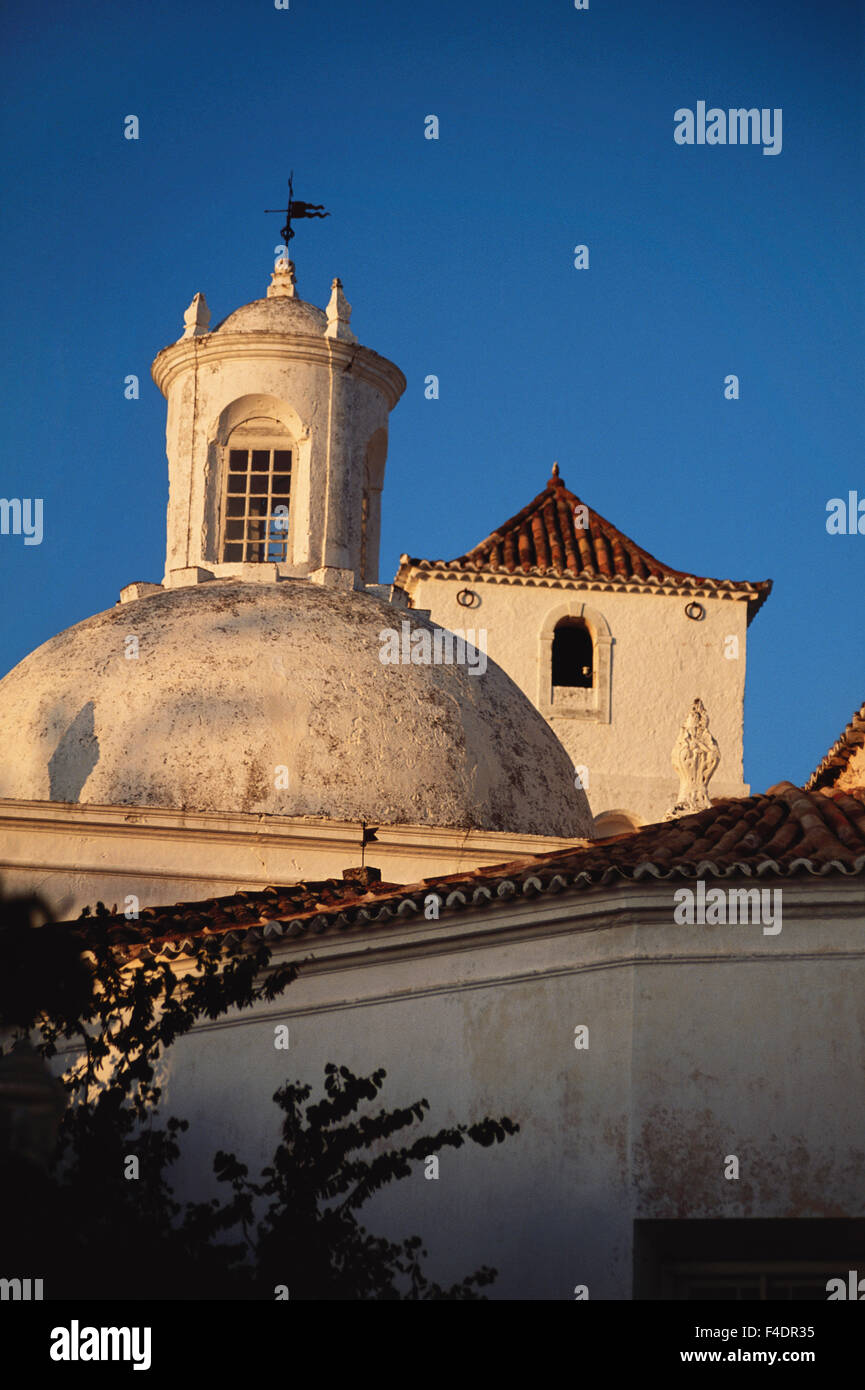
[325,277,357,342]
[267,258,298,298]
[666,698,720,819]
[181,292,210,338]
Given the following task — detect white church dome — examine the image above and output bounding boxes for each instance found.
[0,580,592,837]
[214,295,327,336]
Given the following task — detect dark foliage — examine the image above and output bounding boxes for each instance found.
[0,890,518,1298]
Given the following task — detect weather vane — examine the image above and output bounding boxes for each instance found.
[265,171,330,250]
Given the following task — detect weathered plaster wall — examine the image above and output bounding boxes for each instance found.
[406,573,752,827]
[97,880,865,1300]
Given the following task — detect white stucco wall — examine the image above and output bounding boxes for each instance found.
[404,572,753,828]
[90,877,865,1300]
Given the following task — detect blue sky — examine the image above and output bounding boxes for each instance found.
[1,0,862,794]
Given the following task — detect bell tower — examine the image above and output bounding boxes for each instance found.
[150,256,405,591]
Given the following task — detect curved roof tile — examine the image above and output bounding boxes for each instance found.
[399,466,772,621]
[70,784,865,959]
[807,700,865,791]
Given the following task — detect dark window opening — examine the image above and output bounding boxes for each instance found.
[634,1219,865,1301]
[552,620,593,688]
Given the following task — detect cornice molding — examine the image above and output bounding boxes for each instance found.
[0,798,575,859]
[397,561,761,605]
[151,333,406,408]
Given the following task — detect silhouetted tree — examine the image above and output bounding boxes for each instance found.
[0,891,518,1298]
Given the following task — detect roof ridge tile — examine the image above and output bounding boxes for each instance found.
[400,469,771,619]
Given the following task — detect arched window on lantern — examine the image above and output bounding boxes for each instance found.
[220,417,293,563]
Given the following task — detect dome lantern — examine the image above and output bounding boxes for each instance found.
[151,258,405,592]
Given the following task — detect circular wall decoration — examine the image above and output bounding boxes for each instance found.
[685,601,705,621]
[456,588,481,609]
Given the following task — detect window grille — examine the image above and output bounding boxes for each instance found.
[221,446,291,562]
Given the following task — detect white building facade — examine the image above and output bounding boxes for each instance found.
[397,465,771,835]
[2,246,861,1302]
[0,259,593,920]
[77,776,865,1300]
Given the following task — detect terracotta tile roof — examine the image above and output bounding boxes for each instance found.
[69,786,865,960]
[398,466,772,621]
[807,700,865,791]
